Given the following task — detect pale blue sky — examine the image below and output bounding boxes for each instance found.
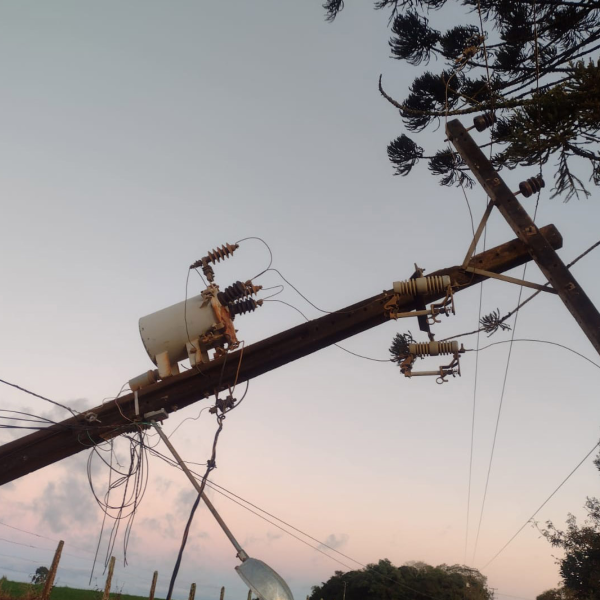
[1,3,600,600]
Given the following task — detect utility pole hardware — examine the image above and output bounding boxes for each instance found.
[446,118,600,355]
[0,226,562,485]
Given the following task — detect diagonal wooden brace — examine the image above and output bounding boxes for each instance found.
[446,119,600,356]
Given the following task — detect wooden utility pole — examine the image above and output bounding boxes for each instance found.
[41,540,63,600]
[102,556,116,600]
[446,119,600,355]
[0,226,563,485]
[148,571,158,600]
[189,583,197,600]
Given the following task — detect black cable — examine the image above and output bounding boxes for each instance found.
[0,377,77,416]
[165,415,224,600]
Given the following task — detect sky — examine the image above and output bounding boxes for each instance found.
[1,2,600,600]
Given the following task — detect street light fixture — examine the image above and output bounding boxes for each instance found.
[152,422,295,600]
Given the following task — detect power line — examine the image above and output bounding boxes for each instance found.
[0,378,77,416]
[482,440,600,570]
[148,446,452,600]
[472,190,543,563]
[264,299,390,362]
[472,283,524,563]
[472,339,600,371]
[440,238,600,344]
[465,220,487,564]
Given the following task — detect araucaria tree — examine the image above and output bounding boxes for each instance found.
[323,0,600,200]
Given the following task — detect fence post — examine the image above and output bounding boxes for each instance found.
[41,540,64,600]
[247,590,252,600]
[102,556,116,600]
[188,582,196,600]
[220,586,225,600]
[149,571,158,600]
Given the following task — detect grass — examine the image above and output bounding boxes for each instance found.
[0,578,162,600]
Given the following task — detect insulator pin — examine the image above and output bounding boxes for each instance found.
[229,298,263,317]
[408,340,459,357]
[393,275,451,297]
[472,112,496,132]
[518,175,545,198]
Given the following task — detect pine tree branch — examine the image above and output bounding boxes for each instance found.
[378,74,532,117]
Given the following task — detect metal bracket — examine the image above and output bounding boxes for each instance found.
[464,266,558,293]
[462,200,494,269]
[389,285,456,323]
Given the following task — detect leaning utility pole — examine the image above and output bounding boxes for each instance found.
[0,226,562,486]
[446,119,600,355]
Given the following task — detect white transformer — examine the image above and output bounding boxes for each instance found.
[130,287,238,391]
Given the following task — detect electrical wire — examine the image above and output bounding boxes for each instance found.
[472,191,544,563]
[0,522,96,557]
[0,378,77,416]
[148,446,473,600]
[86,430,150,575]
[167,406,211,440]
[439,238,600,344]
[470,338,600,370]
[164,413,224,600]
[263,299,390,362]
[481,440,600,570]
[465,243,485,564]
[235,236,273,281]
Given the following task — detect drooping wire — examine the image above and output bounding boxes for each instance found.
[263,299,390,362]
[89,439,114,584]
[86,429,150,573]
[0,377,78,416]
[235,236,273,281]
[470,338,600,371]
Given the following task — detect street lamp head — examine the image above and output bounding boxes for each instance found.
[235,558,294,600]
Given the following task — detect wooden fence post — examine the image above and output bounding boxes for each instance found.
[41,540,64,600]
[188,583,196,600]
[149,571,158,600]
[102,556,116,600]
[220,586,225,600]
[247,590,252,600]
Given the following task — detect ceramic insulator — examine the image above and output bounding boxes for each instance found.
[393,275,451,296]
[408,340,459,357]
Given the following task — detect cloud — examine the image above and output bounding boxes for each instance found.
[319,533,349,551]
[266,531,283,543]
[175,488,198,511]
[33,475,98,533]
